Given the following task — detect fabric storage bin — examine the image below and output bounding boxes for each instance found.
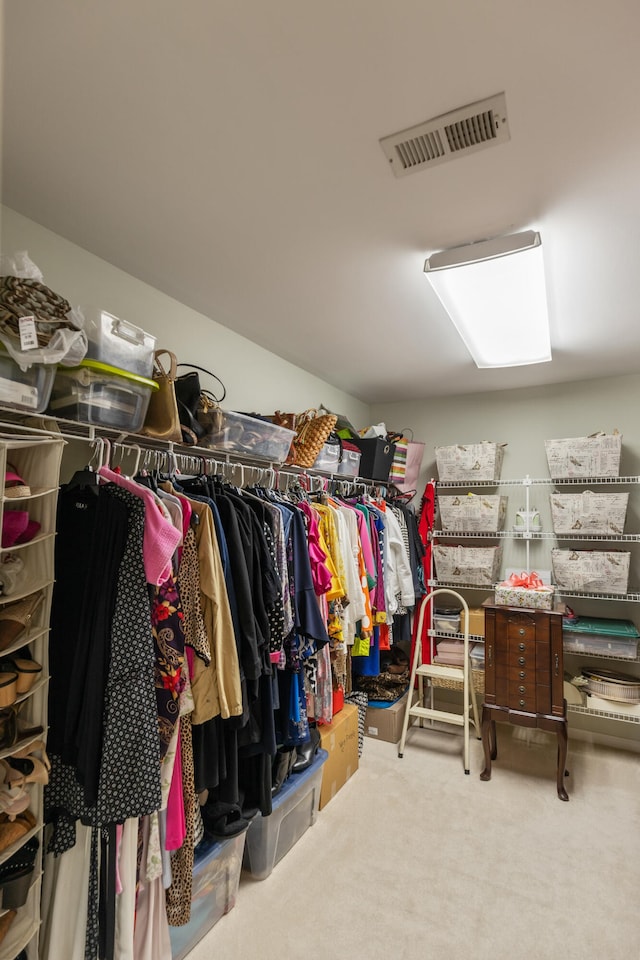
[48,360,158,432]
[433,543,502,586]
[350,438,396,482]
[243,748,327,881]
[0,350,56,414]
[435,442,506,482]
[169,832,247,960]
[205,410,295,462]
[83,309,156,377]
[336,444,361,477]
[544,433,622,478]
[549,491,628,536]
[551,548,631,595]
[438,493,507,532]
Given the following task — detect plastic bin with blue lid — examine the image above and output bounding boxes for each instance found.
[47,359,158,432]
[169,830,247,960]
[242,747,328,881]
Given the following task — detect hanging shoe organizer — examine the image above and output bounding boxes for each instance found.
[0,436,64,960]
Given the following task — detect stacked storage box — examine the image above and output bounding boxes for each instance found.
[242,748,328,881]
[169,832,247,960]
[48,309,159,431]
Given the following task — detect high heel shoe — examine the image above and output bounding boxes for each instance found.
[0,703,44,751]
[0,592,45,653]
[6,752,49,786]
[0,671,17,709]
[0,657,42,695]
[0,808,35,853]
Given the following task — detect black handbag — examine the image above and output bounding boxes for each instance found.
[175,364,226,446]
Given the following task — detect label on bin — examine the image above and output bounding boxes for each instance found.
[0,376,38,409]
[18,316,39,351]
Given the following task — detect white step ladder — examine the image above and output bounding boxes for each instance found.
[398,589,481,774]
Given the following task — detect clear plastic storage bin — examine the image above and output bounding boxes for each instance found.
[169,831,247,960]
[205,410,295,462]
[47,359,158,432]
[313,442,341,473]
[84,309,157,377]
[0,351,56,414]
[243,748,327,881]
[337,446,361,477]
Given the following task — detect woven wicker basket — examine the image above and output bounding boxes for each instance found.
[429,670,485,694]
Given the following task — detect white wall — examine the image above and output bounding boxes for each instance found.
[0,206,370,426]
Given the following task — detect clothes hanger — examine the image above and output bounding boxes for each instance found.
[66,437,103,494]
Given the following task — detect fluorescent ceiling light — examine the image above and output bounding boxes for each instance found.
[424,230,551,368]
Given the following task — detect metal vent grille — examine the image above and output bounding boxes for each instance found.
[379,93,510,178]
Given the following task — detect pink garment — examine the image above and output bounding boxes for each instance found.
[115,823,123,895]
[299,501,333,596]
[98,466,182,585]
[165,726,186,852]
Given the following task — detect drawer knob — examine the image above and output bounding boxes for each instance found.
[519,671,525,679]
[519,685,526,693]
[519,699,526,707]
[519,628,525,636]
[518,657,525,665]
[518,642,525,651]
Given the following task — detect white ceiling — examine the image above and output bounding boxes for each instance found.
[3,0,640,404]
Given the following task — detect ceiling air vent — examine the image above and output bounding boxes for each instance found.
[379,93,510,178]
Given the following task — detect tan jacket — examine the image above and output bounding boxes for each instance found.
[183,498,243,724]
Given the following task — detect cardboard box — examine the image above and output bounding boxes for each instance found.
[438,493,508,532]
[544,433,621,479]
[550,491,628,535]
[551,548,631,595]
[435,441,506,482]
[433,543,502,586]
[318,703,359,809]
[460,607,486,637]
[494,584,555,609]
[364,690,416,743]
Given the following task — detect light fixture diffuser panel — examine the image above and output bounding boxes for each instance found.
[425,233,551,368]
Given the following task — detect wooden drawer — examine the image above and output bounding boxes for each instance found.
[505,618,536,642]
[507,664,534,683]
[505,650,536,672]
[509,682,537,712]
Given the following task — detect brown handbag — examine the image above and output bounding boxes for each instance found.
[143,349,183,443]
[274,408,338,468]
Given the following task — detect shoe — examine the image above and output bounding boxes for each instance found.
[0,835,38,909]
[0,704,44,751]
[0,785,31,821]
[4,466,30,500]
[0,672,18,709]
[0,809,36,854]
[0,592,45,653]
[271,746,297,796]
[0,909,16,946]
[291,725,320,774]
[0,658,42,695]
[6,751,49,787]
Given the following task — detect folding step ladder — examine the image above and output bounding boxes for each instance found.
[398,588,481,773]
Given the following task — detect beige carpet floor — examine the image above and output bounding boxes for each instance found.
[187,725,639,960]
